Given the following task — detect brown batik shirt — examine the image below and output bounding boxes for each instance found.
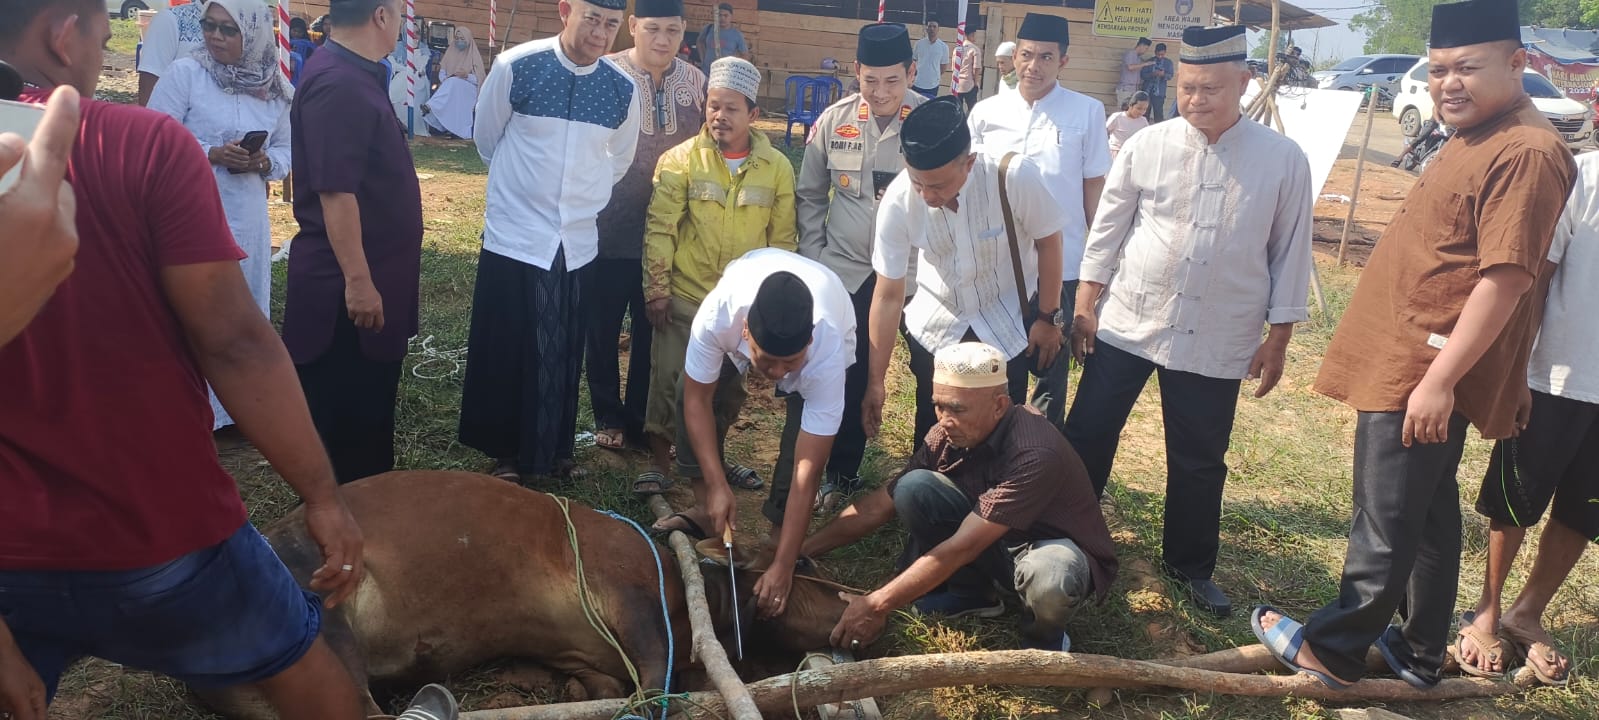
[887,406,1119,600]
[1315,96,1576,439]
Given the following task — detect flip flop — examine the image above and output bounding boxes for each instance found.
[1377,625,1440,690]
[726,463,764,490]
[1502,624,1572,687]
[633,470,673,495]
[595,428,627,451]
[650,512,708,541]
[1250,605,1352,690]
[490,461,520,483]
[1449,610,1507,679]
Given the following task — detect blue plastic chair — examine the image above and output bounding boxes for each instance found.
[810,76,844,110]
[784,74,819,146]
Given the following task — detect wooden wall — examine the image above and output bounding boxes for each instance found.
[283,0,1179,111]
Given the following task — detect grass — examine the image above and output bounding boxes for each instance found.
[47,128,1599,719]
[108,18,140,60]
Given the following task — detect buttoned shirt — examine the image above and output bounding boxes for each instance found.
[796,91,924,293]
[1316,98,1576,438]
[474,36,640,271]
[1081,117,1314,380]
[968,85,1112,280]
[874,151,1066,359]
[952,43,980,94]
[913,37,949,90]
[685,249,856,436]
[1529,150,1599,403]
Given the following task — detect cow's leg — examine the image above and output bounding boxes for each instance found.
[570,668,630,700]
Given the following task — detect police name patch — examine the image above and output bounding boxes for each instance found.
[829,139,863,152]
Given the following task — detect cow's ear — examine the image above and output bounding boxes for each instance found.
[694,537,733,565]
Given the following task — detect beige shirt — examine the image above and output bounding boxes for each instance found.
[796,91,925,293]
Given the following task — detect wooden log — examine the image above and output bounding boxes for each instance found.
[804,653,883,720]
[1338,88,1380,266]
[459,649,1521,719]
[646,494,763,720]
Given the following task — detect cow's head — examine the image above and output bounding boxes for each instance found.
[695,539,852,654]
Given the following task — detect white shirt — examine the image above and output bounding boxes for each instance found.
[913,38,949,90]
[874,150,1067,359]
[136,3,205,79]
[968,85,1112,281]
[1529,151,1599,403]
[1082,117,1314,380]
[475,37,640,271]
[1105,111,1149,155]
[686,249,857,436]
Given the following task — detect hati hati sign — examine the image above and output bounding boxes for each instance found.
[1092,0,1214,41]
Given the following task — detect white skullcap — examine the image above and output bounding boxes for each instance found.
[709,56,761,103]
[933,342,1008,389]
[995,41,1016,58]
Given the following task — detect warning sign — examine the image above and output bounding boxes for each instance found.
[1092,0,1214,41]
[1093,0,1154,40]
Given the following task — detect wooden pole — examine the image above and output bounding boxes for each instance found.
[804,653,883,720]
[1232,0,1242,25]
[458,649,1522,720]
[1266,0,1281,81]
[646,495,763,720]
[1338,87,1379,266]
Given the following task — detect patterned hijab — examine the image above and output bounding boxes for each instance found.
[192,0,293,102]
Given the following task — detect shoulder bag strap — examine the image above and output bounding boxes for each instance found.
[996,151,1032,321]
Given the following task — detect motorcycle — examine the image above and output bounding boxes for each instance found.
[1393,119,1451,172]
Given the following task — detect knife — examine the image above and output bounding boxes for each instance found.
[724,526,743,661]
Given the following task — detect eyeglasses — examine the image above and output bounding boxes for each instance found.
[200,19,242,38]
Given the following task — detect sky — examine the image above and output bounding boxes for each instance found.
[1244,2,1374,64]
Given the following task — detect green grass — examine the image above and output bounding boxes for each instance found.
[49,136,1599,720]
[109,18,140,59]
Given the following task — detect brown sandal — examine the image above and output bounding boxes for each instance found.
[1449,611,1507,679]
[1503,625,1572,686]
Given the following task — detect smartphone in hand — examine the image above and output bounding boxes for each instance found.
[0,99,46,193]
[229,130,269,174]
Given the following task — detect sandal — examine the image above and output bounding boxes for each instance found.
[490,460,520,483]
[1449,610,1507,679]
[633,470,672,495]
[1502,624,1572,686]
[813,474,861,517]
[595,428,627,451]
[1250,605,1352,690]
[725,463,764,490]
[650,512,708,541]
[1377,625,1440,690]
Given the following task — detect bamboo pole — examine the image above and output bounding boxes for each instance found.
[646,495,763,720]
[1232,0,1242,25]
[458,649,1522,720]
[1338,87,1380,266]
[1266,0,1281,81]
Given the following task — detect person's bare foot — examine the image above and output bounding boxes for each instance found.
[1500,611,1571,682]
[1258,609,1355,685]
[651,506,713,536]
[1456,609,1507,675]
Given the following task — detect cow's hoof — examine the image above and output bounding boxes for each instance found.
[396,683,458,720]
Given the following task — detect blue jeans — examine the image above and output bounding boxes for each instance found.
[0,523,322,700]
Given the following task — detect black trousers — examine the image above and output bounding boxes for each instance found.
[582,258,651,443]
[1146,95,1167,122]
[827,275,876,481]
[1304,411,1469,683]
[1062,339,1239,580]
[907,329,1029,448]
[1029,280,1078,435]
[296,308,403,485]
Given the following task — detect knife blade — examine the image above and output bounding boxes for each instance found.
[724,526,743,661]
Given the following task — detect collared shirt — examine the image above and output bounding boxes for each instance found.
[684,249,856,436]
[283,41,423,364]
[796,91,924,293]
[913,37,949,89]
[969,84,1112,280]
[1141,56,1173,97]
[135,3,204,79]
[644,128,798,306]
[698,25,748,74]
[874,150,1067,359]
[1081,117,1314,380]
[1530,151,1599,404]
[1118,48,1144,90]
[886,406,1118,601]
[1316,98,1576,439]
[952,43,980,94]
[474,36,640,271]
[595,54,706,260]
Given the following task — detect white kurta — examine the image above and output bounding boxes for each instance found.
[1080,117,1314,380]
[148,57,292,429]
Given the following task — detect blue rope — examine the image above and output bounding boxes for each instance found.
[603,510,673,720]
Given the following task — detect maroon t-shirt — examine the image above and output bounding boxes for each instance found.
[0,92,248,571]
[281,41,423,364]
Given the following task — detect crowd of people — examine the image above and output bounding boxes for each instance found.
[0,0,1592,714]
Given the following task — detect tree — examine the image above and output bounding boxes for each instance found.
[1349,0,1599,55]
[1250,32,1289,59]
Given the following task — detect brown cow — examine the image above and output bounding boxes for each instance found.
[199,471,848,719]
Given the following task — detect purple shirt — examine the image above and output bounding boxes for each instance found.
[282,41,423,364]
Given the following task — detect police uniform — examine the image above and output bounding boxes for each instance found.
[794,22,923,493]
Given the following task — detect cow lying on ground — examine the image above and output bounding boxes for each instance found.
[198,470,849,719]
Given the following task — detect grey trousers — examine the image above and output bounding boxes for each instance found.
[892,469,1092,640]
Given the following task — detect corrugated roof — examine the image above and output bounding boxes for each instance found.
[1523,25,1599,63]
[1213,0,1335,31]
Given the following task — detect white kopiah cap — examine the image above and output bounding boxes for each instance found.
[708,56,762,102]
[995,41,1016,58]
[932,342,1008,389]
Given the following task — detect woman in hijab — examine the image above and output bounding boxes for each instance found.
[422,26,486,139]
[148,0,293,431]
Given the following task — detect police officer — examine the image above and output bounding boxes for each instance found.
[796,22,925,513]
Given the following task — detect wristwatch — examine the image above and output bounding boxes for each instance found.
[1040,307,1065,329]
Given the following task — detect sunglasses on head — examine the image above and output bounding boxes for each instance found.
[200,19,242,38]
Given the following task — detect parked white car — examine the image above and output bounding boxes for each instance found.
[107,0,172,20]
[1392,58,1593,148]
